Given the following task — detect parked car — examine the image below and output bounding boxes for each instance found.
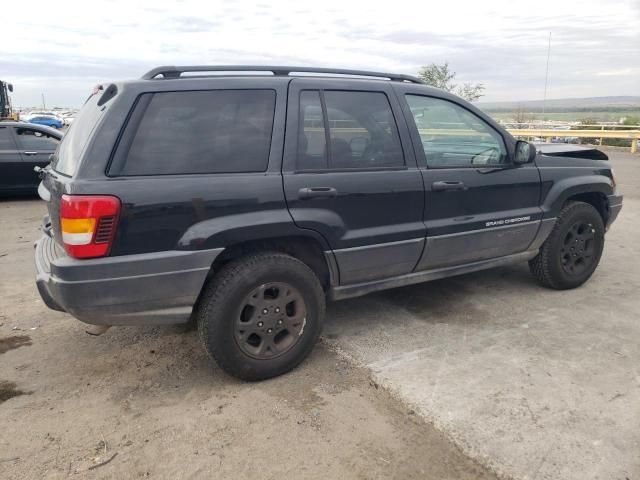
[61,112,76,126]
[34,66,622,381]
[23,110,59,121]
[0,121,62,194]
[29,115,64,129]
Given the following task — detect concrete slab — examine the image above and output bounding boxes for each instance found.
[325,153,640,479]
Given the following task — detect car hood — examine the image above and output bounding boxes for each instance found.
[533,143,608,160]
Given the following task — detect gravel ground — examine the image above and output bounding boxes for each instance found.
[0,199,495,479]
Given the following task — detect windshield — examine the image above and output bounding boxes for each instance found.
[53,93,103,176]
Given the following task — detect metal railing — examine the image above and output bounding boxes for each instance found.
[507,128,640,153]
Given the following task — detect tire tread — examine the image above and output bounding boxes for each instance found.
[196,252,324,381]
[529,201,604,290]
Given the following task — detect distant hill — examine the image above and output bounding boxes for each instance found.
[478,96,640,112]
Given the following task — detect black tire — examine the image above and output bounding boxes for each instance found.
[529,201,605,290]
[197,252,325,381]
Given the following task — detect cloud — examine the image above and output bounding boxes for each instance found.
[597,68,640,77]
[172,17,222,33]
[2,0,639,106]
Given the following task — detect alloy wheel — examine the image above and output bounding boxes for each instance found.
[234,282,307,359]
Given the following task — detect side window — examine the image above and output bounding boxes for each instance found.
[298,91,327,170]
[324,91,404,169]
[15,128,59,150]
[114,89,276,176]
[0,127,17,149]
[406,95,507,168]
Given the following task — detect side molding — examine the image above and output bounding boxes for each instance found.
[330,250,537,301]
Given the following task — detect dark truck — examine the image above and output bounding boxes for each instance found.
[0,80,15,120]
[34,66,623,380]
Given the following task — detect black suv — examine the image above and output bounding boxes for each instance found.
[35,66,622,380]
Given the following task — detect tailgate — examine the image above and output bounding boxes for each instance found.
[38,87,107,247]
[39,169,71,248]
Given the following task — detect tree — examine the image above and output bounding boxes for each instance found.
[417,63,485,102]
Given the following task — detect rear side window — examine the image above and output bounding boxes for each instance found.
[15,128,59,150]
[324,91,404,169]
[0,127,17,149]
[54,93,103,176]
[112,90,276,176]
[296,90,404,170]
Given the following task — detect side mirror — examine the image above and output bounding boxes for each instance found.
[7,84,13,92]
[514,140,536,164]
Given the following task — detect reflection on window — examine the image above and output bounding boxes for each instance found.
[117,90,276,175]
[324,91,404,169]
[296,90,404,170]
[406,95,507,167]
[16,128,59,150]
[0,127,15,148]
[298,91,327,170]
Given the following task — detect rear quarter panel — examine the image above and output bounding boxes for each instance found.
[65,77,308,256]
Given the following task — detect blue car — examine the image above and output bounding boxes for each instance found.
[29,116,63,129]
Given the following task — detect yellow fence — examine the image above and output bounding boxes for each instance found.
[508,129,640,153]
[303,124,640,154]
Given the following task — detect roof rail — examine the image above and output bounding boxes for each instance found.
[141,65,425,84]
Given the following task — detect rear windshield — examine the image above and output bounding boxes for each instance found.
[53,93,103,176]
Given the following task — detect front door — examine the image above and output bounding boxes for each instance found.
[0,126,24,192]
[14,126,59,189]
[398,92,542,270]
[282,79,425,285]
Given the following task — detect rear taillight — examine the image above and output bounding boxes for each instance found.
[60,195,120,259]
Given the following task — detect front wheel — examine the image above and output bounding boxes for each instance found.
[529,201,605,289]
[197,252,325,381]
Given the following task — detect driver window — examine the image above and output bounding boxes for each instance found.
[323,91,404,169]
[406,95,507,168]
[15,128,59,150]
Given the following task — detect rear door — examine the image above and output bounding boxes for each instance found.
[397,89,542,270]
[14,126,59,189]
[282,79,425,285]
[0,126,25,192]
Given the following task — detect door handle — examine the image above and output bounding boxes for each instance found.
[432,181,467,192]
[298,187,338,199]
[23,151,38,156]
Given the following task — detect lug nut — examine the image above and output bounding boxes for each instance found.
[262,308,268,314]
[277,319,283,325]
[267,328,273,334]
[275,307,280,313]
[257,321,263,327]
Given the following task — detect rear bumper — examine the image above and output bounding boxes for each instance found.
[607,194,623,230]
[34,235,222,326]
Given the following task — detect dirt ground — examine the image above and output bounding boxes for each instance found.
[0,200,496,479]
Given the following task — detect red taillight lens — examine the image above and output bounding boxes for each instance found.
[60,194,121,258]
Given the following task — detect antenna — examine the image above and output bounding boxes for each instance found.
[542,32,551,119]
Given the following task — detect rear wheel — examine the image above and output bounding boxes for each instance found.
[197,252,325,381]
[529,201,604,289]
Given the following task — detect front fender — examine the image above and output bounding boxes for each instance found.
[541,175,614,218]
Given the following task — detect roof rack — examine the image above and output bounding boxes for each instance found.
[141,65,424,84]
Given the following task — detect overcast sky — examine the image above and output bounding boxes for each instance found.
[3,0,639,107]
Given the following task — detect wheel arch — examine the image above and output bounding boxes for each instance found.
[204,235,335,293]
[563,191,609,226]
[542,176,613,225]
